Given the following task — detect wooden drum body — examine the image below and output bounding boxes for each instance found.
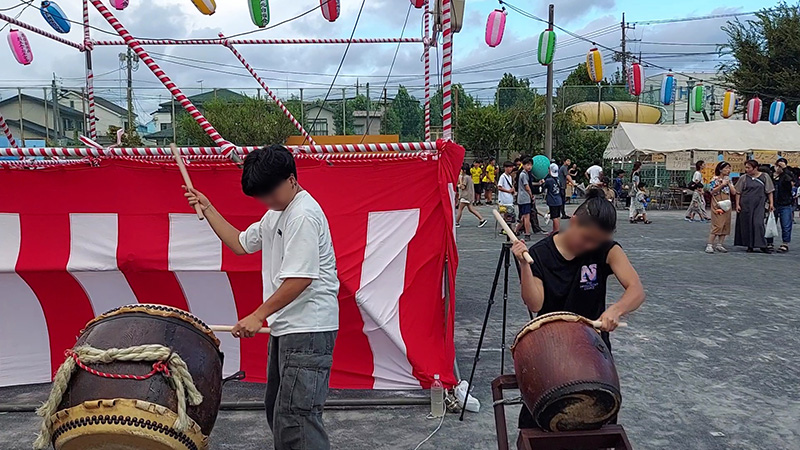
[51,304,224,450]
[511,312,621,432]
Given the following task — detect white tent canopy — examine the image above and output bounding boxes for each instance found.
[604,120,800,159]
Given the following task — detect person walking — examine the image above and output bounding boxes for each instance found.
[544,163,564,233]
[558,158,573,218]
[470,160,484,205]
[685,161,705,219]
[515,158,534,239]
[566,163,579,200]
[482,157,497,205]
[705,161,736,253]
[457,164,488,228]
[627,162,642,223]
[768,158,793,253]
[734,160,774,253]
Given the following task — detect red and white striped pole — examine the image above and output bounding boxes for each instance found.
[423,1,431,142]
[0,111,18,148]
[90,37,424,46]
[82,0,97,140]
[441,0,453,141]
[220,33,316,146]
[88,0,239,161]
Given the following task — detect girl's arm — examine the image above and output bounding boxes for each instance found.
[598,246,645,331]
[511,241,544,312]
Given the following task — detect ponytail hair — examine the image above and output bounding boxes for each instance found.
[574,189,617,232]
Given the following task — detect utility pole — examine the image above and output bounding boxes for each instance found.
[17,88,25,145]
[126,48,134,132]
[621,13,626,86]
[342,87,347,135]
[544,4,554,160]
[43,87,49,142]
[52,75,61,140]
[685,78,695,124]
[171,98,176,143]
[299,88,305,130]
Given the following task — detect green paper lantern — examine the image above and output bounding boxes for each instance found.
[690,83,704,113]
[248,0,270,28]
[537,29,556,65]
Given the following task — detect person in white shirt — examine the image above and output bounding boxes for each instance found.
[184,145,338,450]
[496,160,516,206]
[585,160,604,186]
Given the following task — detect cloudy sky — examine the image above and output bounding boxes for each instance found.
[0,0,771,121]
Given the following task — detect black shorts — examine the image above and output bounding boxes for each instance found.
[483,182,494,192]
[518,203,532,216]
[474,183,483,195]
[549,205,561,217]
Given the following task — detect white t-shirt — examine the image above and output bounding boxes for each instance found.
[497,172,514,205]
[692,170,703,183]
[586,165,603,185]
[239,190,340,337]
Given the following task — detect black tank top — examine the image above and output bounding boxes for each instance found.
[529,234,619,349]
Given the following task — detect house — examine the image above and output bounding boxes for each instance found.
[353,110,383,135]
[304,104,336,136]
[0,93,84,144]
[145,89,248,144]
[61,90,134,137]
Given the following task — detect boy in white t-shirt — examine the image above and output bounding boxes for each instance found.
[585,160,604,186]
[184,145,338,450]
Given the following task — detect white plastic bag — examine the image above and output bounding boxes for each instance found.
[765,213,779,239]
[454,380,481,413]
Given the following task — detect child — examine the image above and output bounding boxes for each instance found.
[632,182,652,224]
[685,182,710,222]
[483,158,497,205]
[457,164,488,228]
[542,163,564,234]
[183,146,339,449]
[471,160,484,205]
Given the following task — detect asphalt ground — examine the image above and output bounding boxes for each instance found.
[1,204,799,449]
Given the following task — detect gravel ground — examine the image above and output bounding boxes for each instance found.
[2,205,799,449]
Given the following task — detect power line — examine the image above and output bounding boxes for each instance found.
[632,9,771,26]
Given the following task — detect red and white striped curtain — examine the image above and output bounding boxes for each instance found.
[0,140,463,389]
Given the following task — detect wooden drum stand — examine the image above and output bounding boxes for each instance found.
[491,375,633,450]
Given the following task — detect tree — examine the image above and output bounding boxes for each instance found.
[430,84,476,133]
[108,125,142,146]
[503,95,545,156]
[387,86,423,142]
[496,73,536,111]
[552,110,610,171]
[720,3,800,121]
[457,105,505,159]
[177,97,297,146]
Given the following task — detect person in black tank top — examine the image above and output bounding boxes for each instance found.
[511,189,646,429]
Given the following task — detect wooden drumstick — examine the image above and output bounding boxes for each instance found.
[210,325,271,334]
[171,143,205,221]
[492,209,533,263]
[590,320,628,329]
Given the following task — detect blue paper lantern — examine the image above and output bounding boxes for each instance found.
[659,73,675,106]
[40,1,71,34]
[769,98,785,125]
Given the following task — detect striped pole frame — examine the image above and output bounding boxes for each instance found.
[91,37,423,46]
[423,1,431,142]
[220,33,316,146]
[82,0,97,140]
[441,0,453,141]
[0,111,18,148]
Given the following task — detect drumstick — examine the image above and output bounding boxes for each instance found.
[492,209,534,263]
[171,143,205,221]
[209,325,271,334]
[590,320,628,329]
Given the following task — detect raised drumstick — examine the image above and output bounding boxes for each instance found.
[492,209,534,263]
[590,320,628,329]
[209,325,271,334]
[171,143,204,221]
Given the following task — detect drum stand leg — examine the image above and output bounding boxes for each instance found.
[459,240,514,421]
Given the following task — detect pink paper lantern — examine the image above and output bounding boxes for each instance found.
[110,0,129,10]
[747,97,762,124]
[410,0,426,8]
[8,29,33,66]
[485,9,506,48]
[320,0,340,22]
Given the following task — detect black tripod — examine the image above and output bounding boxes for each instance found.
[459,237,529,421]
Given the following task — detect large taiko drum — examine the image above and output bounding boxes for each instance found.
[49,304,224,450]
[511,312,621,432]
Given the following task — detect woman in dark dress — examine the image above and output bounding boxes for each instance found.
[511,189,646,428]
[734,159,774,253]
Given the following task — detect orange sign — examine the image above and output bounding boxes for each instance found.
[723,152,746,173]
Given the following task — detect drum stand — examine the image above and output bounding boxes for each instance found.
[459,237,528,422]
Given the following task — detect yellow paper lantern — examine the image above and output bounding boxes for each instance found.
[586,48,603,83]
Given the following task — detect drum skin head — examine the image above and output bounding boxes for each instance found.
[536,382,621,431]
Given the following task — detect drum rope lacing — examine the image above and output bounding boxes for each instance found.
[492,396,524,406]
[33,344,203,450]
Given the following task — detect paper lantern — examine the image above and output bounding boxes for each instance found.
[320,0,340,22]
[191,0,216,15]
[485,9,506,48]
[627,63,644,96]
[110,0,129,10]
[659,73,675,105]
[690,83,704,113]
[586,48,603,83]
[721,90,736,119]
[537,29,556,65]
[40,1,71,34]
[747,97,762,124]
[248,0,270,27]
[796,105,800,126]
[769,98,785,125]
[411,0,426,8]
[7,29,33,65]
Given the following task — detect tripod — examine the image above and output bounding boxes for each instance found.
[459,236,529,421]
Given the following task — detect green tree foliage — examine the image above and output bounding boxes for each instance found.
[456,105,505,160]
[177,97,297,146]
[720,2,800,121]
[386,86,423,142]
[552,110,611,171]
[331,94,375,135]
[559,64,634,108]
[504,95,544,155]
[108,125,142,146]
[430,84,476,129]
[496,73,536,111]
